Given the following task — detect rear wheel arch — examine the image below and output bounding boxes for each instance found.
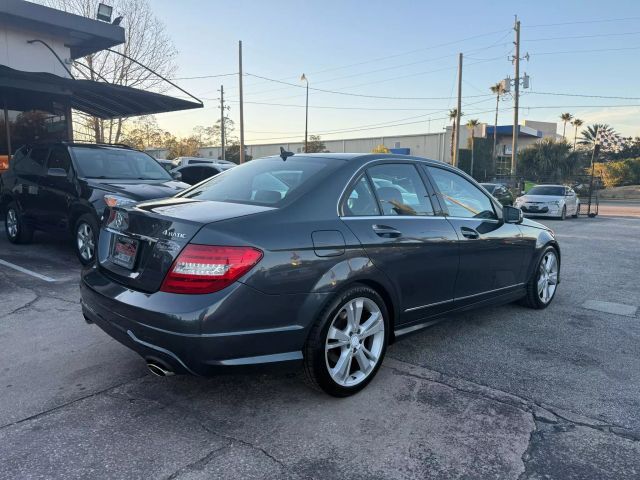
[354,279,397,343]
[68,205,98,235]
[1,194,16,214]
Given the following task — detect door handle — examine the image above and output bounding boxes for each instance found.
[372,224,402,238]
[460,226,480,239]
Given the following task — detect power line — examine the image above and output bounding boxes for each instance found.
[530,45,640,56]
[243,71,496,101]
[169,72,237,80]
[527,30,640,42]
[528,92,640,100]
[528,16,640,28]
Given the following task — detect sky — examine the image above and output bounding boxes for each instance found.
[145,0,640,144]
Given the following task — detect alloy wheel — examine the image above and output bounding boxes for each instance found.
[76,222,95,261]
[537,251,558,304]
[325,297,385,387]
[6,209,18,239]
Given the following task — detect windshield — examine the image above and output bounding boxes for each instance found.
[527,186,565,196]
[72,147,171,181]
[179,156,343,206]
[480,184,496,193]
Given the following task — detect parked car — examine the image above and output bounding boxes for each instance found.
[172,156,237,168]
[156,159,175,172]
[1,143,189,264]
[480,183,514,206]
[81,153,560,396]
[514,184,580,220]
[170,162,235,186]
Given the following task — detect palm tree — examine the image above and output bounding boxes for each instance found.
[489,82,504,170]
[571,118,583,150]
[560,113,573,139]
[578,123,613,148]
[449,108,463,164]
[466,119,480,178]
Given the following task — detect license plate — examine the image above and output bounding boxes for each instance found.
[111,235,139,269]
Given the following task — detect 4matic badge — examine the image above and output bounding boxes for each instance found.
[162,229,186,239]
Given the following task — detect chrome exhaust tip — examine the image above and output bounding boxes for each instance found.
[146,361,174,377]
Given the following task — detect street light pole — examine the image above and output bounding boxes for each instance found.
[301,73,309,153]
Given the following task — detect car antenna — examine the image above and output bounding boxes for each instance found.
[279,147,294,162]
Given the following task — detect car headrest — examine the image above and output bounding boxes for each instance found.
[253,189,282,203]
[376,186,403,214]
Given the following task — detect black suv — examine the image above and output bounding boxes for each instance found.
[0,143,188,264]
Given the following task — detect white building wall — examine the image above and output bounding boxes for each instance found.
[0,24,72,78]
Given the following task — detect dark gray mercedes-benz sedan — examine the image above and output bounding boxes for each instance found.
[81,153,560,396]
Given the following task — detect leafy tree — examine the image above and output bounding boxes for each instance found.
[221,144,252,163]
[305,135,328,153]
[371,144,390,153]
[560,113,573,139]
[164,136,202,160]
[120,116,168,150]
[518,138,584,182]
[40,0,177,144]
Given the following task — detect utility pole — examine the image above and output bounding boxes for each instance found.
[511,18,520,176]
[301,74,309,153]
[453,52,463,167]
[219,85,225,160]
[238,40,245,164]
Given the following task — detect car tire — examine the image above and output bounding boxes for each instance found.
[4,201,33,244]
[572,204,580,218]
[304,284,389,397]
[519,246,559,310]
[74,214,99,266]
[559,206,566,221]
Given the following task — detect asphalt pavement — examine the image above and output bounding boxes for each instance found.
[0,206,638,479]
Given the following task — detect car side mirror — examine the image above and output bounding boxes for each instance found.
[47,167,67,177]
[171,171,182,181]
[503,205,523,224]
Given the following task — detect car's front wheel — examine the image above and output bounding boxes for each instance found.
[74,214,99,265]
[572,204,580,218]
[304,284,389,397]
[520,246,559,309]
[4,201,33,244]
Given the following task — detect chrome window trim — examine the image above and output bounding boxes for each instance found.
[339,215,447,221]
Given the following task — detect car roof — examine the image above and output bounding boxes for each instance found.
[259,152,445,166]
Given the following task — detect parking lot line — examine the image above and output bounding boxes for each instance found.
[0,258,58,282]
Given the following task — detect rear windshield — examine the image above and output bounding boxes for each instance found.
[179,156,342,206]
[527,186,564,196]
[72,147,171,181]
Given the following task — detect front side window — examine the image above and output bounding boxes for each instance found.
[47,146,72,172]
[426,167,497,219]
[368,164,434,216]
[180,157,343,207]
[343,175,379,216]
[72,147,171,180]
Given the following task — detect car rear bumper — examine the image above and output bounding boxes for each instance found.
[81,266,328,375]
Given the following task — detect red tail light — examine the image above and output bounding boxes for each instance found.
[160,245,263,294]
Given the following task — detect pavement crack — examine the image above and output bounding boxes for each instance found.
[164,444,231,480]
[0,375,147,431]
[385,357,640,443]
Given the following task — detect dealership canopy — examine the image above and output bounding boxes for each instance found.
[0,65,202,119]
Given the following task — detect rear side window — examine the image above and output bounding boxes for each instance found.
[343,175,379,216]
[368,164,434,216]
[14,147,48,175]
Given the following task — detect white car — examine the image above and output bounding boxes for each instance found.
[172,156,237,168]
[514,184,580,220]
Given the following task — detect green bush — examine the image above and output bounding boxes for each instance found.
[594,158,640,187]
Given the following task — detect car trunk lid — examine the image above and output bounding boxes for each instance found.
[97,198,274,292]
